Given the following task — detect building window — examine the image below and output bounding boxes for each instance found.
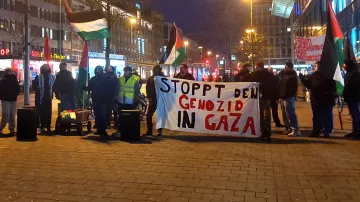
[0,18,4,30]
[49,29,53,39]
[64,31,68,41]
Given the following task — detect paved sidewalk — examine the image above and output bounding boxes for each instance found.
[0,102,360,202]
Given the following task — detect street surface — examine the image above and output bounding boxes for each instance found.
[0,101,360,202]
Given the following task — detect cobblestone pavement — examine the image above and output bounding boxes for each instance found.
[1,102,360,202]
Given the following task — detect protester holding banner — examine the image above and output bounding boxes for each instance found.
[278,62,301,137]
[250,62,274,140]
[342,59,360,139]
[234,63,251,82]
[143,64,164,137]
[300,61,337,138]
[174,64,195,80]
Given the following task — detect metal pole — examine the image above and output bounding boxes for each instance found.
[24,0,30,106]
[130,23,132,61]
[59,0,62,62]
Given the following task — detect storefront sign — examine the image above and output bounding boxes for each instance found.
[295,35,325,61]
[0,48,10,56]
[155,77,260,137]
[88,52,125,60]
[31,50,66,60]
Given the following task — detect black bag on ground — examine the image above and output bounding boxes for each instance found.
[118,110,140,141]
[17,107,38,140]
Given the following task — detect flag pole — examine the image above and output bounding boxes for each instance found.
[337,96,344,130]
[82,40,89,109]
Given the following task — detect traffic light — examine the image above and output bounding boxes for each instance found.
[205,60,209,64]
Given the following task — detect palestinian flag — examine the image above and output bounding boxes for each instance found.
[319,0,344,95]
[64,0,110,41]
[160,24,186,67]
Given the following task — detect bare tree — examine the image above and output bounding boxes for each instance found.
[84,0,151,67]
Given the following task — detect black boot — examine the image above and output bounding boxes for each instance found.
[309,130,320,137]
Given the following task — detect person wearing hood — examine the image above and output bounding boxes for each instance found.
[32,64,55,132]
[234,63,251,82]
[300,61,336,138]
[105,66,119,127]
[86,66,112,136]
[53,63,76,111]
[0,68,20,135]
[342,59,360,139]
[250,62,276,140]
[278,62,301,136]
[143,64,165,136]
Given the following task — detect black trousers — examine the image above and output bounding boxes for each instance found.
[146,101,162,135]
[39,101,52,129]
[271,99,281,125]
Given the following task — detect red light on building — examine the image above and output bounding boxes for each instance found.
[0,48,10,56]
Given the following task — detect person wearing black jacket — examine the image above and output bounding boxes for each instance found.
[251,62,275,140]
[300,61,336,138]
[105,66,119,127]
[53,63,76,111]
[343,59,360,139]
[0,68,20,135]
[234,63,251,82]
[143,64,164,136]
[268,66,284,127]
[174,64,195,80]
[278,62,301,136]
[86,66,112,136]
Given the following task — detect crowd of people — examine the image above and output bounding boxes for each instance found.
[0,59,359,140]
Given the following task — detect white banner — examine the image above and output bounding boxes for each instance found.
[295,35,325,61]
[155,77,260,138]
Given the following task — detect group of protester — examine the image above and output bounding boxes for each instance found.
[234,62,300,140]
[0,58,359,140]
[233,59,360,140]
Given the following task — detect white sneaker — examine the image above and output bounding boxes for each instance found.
[288,130,302,137]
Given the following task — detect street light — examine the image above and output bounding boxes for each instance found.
[207,51,212,56]
[184,41,189,63]
[130,18,137,61]
[246,29,255,33]
[198,46,203,63]
[240,40,244,44]
[216,54,219,59]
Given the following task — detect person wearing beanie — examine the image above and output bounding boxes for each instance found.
[250,61,276,140]
[343,59,360,139]
[143,64,165,136]
[278,62,301,137]
[299,61,336,138]
[106,66,119,127]
[86,66,112,136]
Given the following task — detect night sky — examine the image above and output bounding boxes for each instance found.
[150,0,212,34]
[150,0,248,53]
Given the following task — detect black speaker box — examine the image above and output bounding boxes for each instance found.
[17,107,38,141]
[119,110,140,141]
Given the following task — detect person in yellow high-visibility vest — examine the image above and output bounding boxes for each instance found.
[118,66,140,110]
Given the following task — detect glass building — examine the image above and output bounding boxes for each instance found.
[292,0,360,59]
